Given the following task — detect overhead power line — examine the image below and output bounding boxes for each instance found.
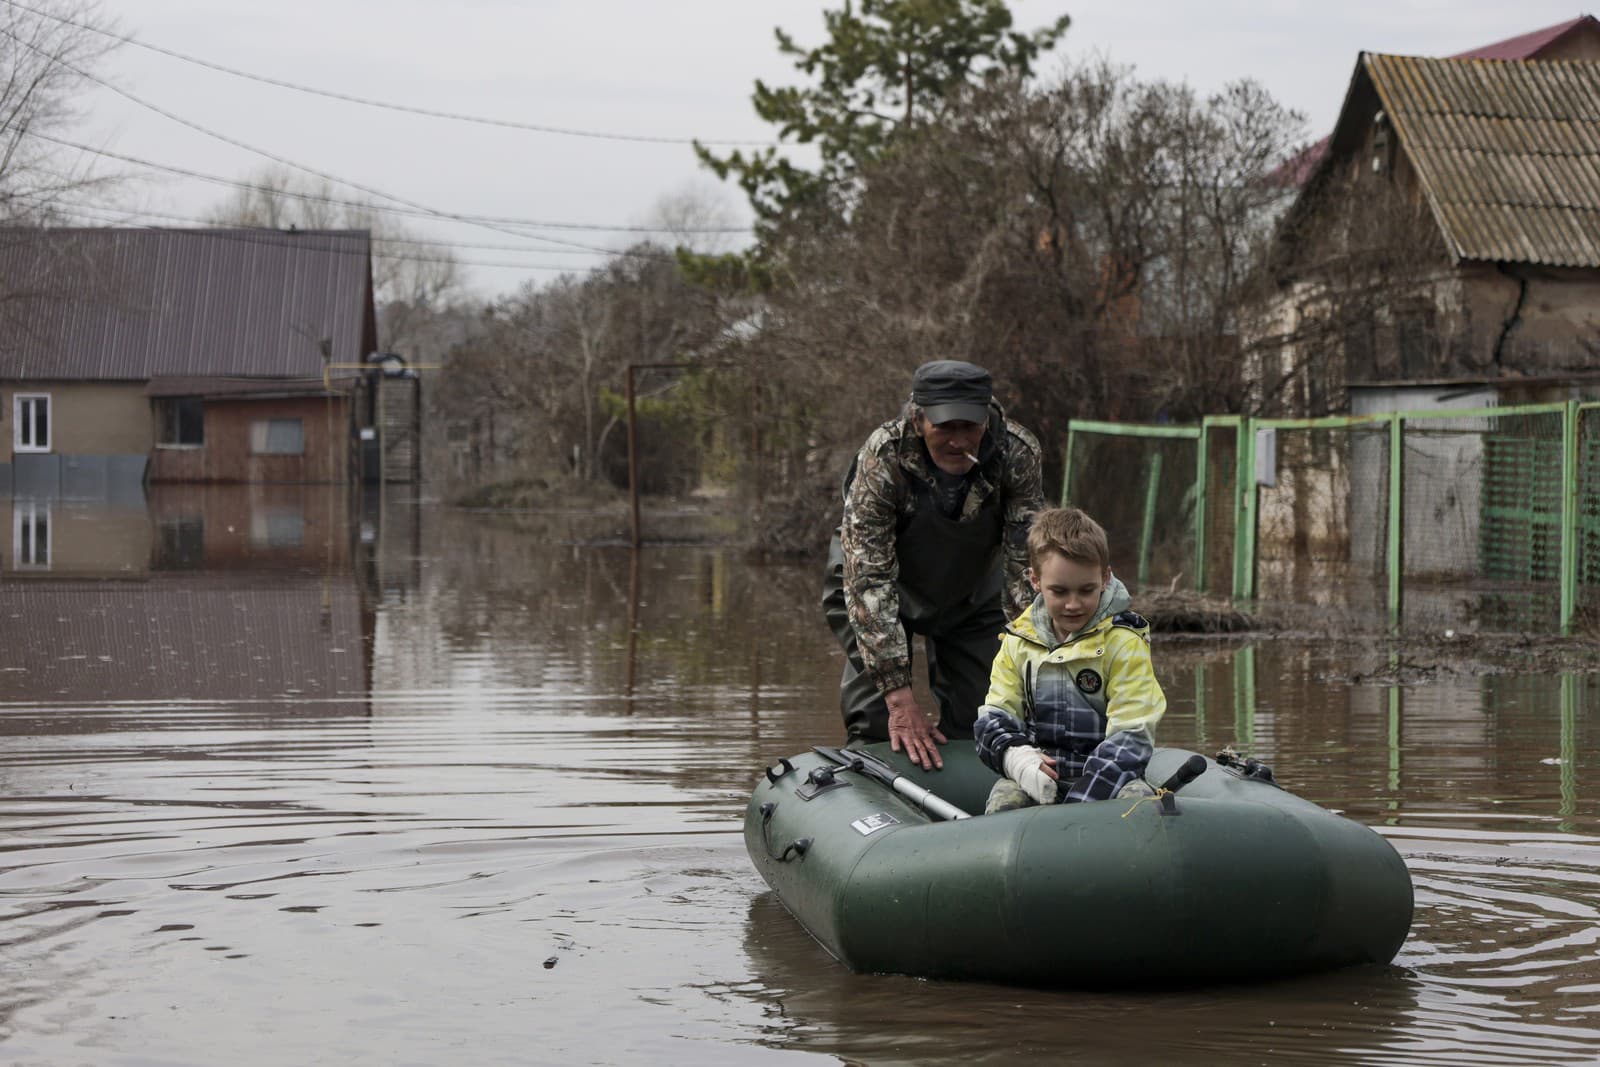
[0,32,746,235]
[30,198,613,273]
[0,0,780,148]
[16,128,681,262]
[26,196,621,256]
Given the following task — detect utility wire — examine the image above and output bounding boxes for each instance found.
[8,43,745,235]
[0,25,747,238]
[16,127,681,262]
[0,0,781,148]
[33,196,625,256]
[29,197,614,273]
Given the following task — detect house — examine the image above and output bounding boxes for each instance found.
[0,228,379,497]
[1261,51,1600,412]
[1249,47,1600,607]
[1274,15,1600,186]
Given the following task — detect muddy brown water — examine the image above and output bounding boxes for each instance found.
[2,491,1599,1066]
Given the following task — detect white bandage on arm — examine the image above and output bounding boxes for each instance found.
[1002,745,1057,806]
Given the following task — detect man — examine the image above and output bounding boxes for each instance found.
[822,360,1044,770]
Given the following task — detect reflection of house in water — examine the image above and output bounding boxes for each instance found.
[0,486,377,708]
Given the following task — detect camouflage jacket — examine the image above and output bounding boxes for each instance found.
[840,402,1044,694]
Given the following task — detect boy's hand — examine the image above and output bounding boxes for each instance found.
[1002,746,1058,804]
[885,687,947,770]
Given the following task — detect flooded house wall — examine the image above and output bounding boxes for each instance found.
[150,395,354,484]
[0,382,150,457]
[0,382,152,497]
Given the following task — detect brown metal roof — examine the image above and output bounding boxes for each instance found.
[0,228,376,381]
[1365,53,1600,266]
[1450,15,1600,61]
[145,375,358,399]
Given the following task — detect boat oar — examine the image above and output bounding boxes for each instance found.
[813,745,972,821]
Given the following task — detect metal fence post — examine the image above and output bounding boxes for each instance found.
[1233,418,1257,601]
[1561,399,1579,635]
[1387,413,1404,631]
[1137,452,1162,587]
[1061,427,1076,507]
[1194,420,1210,594]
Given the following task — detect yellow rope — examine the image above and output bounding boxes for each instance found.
[1120,789,1172,818]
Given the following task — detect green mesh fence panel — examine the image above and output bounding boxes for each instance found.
[1254,424,1389,615]
[1054,401,1599,633]
[1064,432,1198,591]
[1398,410,1564,633]
[1201,424,1237,597]
[1579,408,1600,630]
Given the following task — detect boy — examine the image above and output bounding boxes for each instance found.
[973,507,1166,813]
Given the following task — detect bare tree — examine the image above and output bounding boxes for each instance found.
[712,61,1314,553]
[206,165,466,356]
[0,0,121,225]
[647,180,746,257]
[430,245,726,494]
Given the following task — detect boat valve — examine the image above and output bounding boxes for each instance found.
[795,764,852,801]
[1155,754,1208,816]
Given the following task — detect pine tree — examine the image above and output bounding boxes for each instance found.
[692,0,1070,282]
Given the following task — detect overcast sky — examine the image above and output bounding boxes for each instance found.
[61,1,1596,298]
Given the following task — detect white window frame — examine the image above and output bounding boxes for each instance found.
[12,500,50,570]
[13,392,50,453]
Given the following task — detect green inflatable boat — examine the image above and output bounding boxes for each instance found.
[745,743,1413,986]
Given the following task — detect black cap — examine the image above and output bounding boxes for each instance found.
[912,360,992,425]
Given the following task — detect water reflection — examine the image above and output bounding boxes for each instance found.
[1,485,377,711]
[0,497,1597,1065]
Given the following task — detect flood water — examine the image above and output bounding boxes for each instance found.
[3,487,1599,1066]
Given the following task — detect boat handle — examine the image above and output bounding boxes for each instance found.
[765,757,797,785]
[758,801,812,862]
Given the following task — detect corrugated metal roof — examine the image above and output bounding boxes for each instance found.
[1366,53,1600,266]
[0,228,374,381]
[1450,15,1600,61]
[145,375,358,399]
[1275,18,1600,187]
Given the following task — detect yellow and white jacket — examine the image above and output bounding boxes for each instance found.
[973,576,1166,802]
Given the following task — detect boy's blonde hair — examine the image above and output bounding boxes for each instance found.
[1028,507,1110,572]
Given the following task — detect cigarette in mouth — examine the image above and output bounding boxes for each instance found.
[963,452,979,464]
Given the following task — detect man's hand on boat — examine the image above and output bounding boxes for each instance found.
[885,687,947,770]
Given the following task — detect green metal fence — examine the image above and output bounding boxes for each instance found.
[1063,400,1600,634]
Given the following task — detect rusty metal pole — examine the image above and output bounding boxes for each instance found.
[626,364,640,549]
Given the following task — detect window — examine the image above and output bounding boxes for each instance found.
[157,397,205,447]
[13,393,49,452]
[250,418,304,455]
[12,501,50,569]
[154,516,205,569]
[250,509,304,548]
[1394,306,1436,379]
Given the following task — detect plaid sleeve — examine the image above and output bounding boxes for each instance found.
[974,708,1030,775]
[1061,728,1154,803]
